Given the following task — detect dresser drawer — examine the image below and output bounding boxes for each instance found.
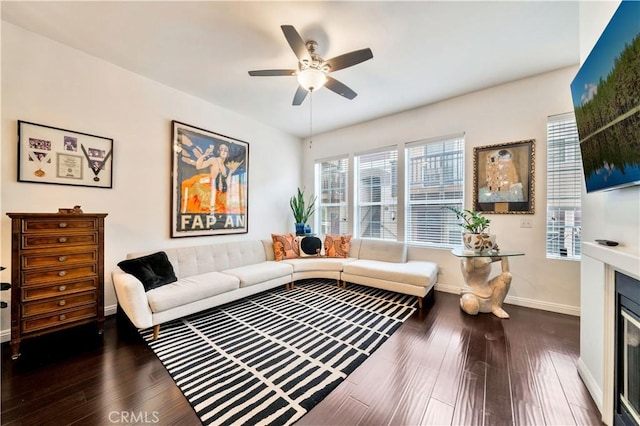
[22,264,96,286]
[22,249,98,270]
[21,305,97,334]
[21,233,98,249]
[22,278,98,302]
[22,291,97,317]
[22,217,98,233]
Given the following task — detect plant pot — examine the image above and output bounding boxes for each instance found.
[463,233,496,253]
[295,223,306,235]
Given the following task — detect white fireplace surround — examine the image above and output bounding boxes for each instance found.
[579,242,640,425]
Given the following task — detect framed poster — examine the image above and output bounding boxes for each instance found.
[473,139,535,214]
[18,120,113,188]
[171,121,249,237]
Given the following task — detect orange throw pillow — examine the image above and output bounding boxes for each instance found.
[324,234,352,258]
[271,233,300,261]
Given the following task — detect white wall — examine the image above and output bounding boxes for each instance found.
[303,66,582,315]
[0,22,303,334]
[577,0,640,418]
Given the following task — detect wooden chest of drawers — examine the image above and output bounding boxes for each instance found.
[7,212,107,359]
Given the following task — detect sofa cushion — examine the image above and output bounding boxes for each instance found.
[118,251,177,292]
[272,234,300,261]
[282,257,356,272]
[324,234,352,258]
[358,240,407,263]
[146,271,240,313]
[223,261,293,288]
[342,259,438,287]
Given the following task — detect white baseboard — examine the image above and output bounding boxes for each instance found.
[0,304,119,344]
[105,304,117,317]
[577,357,604,416]
[435,283,580,316]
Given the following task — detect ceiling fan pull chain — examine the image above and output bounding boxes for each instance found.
[309,90,313,149]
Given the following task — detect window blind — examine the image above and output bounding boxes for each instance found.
[546,113,582,260]
[405,134,465,247]
[315,157,349,235]
[356,148,398,240]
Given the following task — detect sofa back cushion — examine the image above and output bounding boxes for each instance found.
[358,239,407,263]
[129,240,267,279]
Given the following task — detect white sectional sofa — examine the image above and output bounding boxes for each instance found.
[112,237,438,339]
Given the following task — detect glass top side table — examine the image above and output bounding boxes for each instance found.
[451,248,525,318]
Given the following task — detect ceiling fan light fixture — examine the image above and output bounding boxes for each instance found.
[297,68,327,92]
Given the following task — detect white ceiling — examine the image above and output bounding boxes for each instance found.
[1,1,580,138]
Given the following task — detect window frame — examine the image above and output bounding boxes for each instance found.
[405,133,465,248]
[546,112,582,261]
[354,146,399,241]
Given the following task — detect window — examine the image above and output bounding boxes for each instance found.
[356,148,398,240]
[315,156,349,235]
[546,113,582,260]
[405,134,465,247]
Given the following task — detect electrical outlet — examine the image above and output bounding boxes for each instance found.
[520,218,533,228]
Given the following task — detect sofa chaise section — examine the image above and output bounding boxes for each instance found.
[341,239,438,308]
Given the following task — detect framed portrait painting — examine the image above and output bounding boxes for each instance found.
[473,139,535,214]
[171,121,249,237]
[17,120,113,188]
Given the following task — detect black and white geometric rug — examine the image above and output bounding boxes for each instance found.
[141,279,417,425]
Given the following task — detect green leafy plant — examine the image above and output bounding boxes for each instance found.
[443,206,491,234]
[290,187,317,224]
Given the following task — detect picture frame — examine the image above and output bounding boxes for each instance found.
[473,139,535,214]
[18,120,113,188]
[171,120,249,238]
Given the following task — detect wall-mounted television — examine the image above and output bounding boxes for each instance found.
[570,0,640,193]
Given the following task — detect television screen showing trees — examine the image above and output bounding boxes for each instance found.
[570,0,640,193]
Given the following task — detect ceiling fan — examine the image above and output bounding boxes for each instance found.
[248,25,373,106]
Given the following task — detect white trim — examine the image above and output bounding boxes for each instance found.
[435,283,580,316]
[577,356,604,417]
[603,265,616,426]
[105,304,117,317]
[1,328,9,344]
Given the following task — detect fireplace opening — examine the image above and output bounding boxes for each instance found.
[615,271,640,426]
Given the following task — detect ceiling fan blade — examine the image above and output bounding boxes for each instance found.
[281,25,312,63]
[248,69,297,77]
[292,86,309,106]
[325,77,357,100]
[325,48,373,72]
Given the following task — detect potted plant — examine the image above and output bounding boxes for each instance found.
[444,206,496,252]
[290,187,316,235]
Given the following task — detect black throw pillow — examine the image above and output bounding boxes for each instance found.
[117,251,177,292]
[300,236,323,257]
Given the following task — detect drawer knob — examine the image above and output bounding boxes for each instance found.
[59,314,66,321]
[58,285,67,292]
[59,300,66,306]
[58,237,68,243]
[58,271,67,277]
[59,222,68,228]
[58,256,67,262]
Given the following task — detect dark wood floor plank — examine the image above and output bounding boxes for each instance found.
[327,396,368,426]
[549,350,598,410]
[430,326,471,406]
[534,370,579,425]
[387,366,439,425]
[297,380,357,425]
[0,289,603,426]
[421,397,455,426]
[569,402,604,426]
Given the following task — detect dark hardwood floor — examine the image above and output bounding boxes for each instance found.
[1,290,603,425]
